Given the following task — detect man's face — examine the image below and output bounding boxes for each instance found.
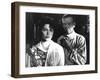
[62,17,74,31]
[42,24,54,41]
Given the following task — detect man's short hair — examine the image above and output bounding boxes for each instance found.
[62,14,75,23]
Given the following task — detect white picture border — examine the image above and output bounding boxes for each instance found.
[19,5,96,75]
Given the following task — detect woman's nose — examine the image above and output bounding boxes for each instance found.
[47,31,50,35]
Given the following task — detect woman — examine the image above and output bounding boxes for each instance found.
[26,21,64,67]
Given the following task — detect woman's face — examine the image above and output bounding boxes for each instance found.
[41,24,54,41]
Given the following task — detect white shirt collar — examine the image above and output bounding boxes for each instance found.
[67,30,76,37]
[36,40,52,52]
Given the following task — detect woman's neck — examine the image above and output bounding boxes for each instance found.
[41,40,52,51]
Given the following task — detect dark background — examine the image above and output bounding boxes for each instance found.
[26,12,90,64]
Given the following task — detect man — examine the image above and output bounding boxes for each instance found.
[57,14,87,65]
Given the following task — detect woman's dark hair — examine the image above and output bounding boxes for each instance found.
[38,19,54,40]
[39,19,55,31]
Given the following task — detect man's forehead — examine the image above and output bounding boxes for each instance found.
[62,17,73,23]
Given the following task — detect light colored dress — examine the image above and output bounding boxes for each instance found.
[26,40,64,67]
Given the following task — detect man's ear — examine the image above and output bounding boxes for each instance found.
[73,26,75,29]
[73,22,76,28]
[73,22,76,25]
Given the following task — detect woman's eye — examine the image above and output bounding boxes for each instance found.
[42,29,47,31]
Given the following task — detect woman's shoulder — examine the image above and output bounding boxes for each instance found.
[31,42,40,51]
[51,41,64,56]
[52,41,63,50]
[32,42,41,48]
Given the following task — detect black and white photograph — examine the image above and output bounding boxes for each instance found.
[25,13,89,67]
[11,2,97,78]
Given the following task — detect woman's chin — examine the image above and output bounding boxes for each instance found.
[42,38,52,41]
[45,38,52,41]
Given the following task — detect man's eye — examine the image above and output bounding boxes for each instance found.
[63,23,72,25]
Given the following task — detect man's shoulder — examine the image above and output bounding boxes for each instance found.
[75,33,86,42]
[76,33,85,38]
